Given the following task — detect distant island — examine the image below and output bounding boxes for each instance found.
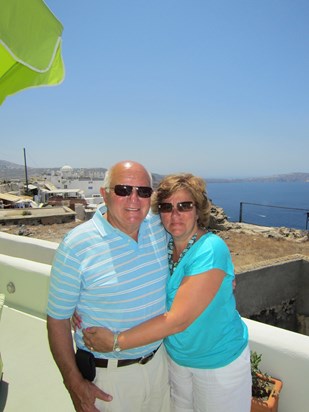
[0,159,308,183]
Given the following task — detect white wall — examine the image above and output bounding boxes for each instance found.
[0,231,58,264]
[245,318,309,412]
[0,254,51,318]
[0,232,57,318]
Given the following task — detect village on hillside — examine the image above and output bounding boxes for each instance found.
[0,164,108,225]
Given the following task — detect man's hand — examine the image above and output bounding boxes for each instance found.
[47,316,113,411]
[66,375,112,412]
[83,327,114,353]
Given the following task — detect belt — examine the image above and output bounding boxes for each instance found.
[94,346,160,368]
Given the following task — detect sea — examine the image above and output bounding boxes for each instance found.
[206,181,309,230]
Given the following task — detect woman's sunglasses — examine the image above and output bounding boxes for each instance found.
[109,184,153,198]
[158,201,195,213]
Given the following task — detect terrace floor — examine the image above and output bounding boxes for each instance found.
[0,306,74,411]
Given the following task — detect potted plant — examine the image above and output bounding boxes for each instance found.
[251,351,283,412]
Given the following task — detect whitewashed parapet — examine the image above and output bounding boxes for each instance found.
[0,254,51,319]
[0,293,3,379]
[0,232,58,265]
[245,318,309,412]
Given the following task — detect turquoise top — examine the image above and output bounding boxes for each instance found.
[164,232,248,368]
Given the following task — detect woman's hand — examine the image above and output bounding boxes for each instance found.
[71,310,82,331]
[83,327,115,353]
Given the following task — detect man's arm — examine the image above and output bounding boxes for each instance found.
[47,316,112,412]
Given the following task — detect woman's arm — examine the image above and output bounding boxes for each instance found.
[83,268,225,352]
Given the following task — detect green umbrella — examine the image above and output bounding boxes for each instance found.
[0,0,65,105]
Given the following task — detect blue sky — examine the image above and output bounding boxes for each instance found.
[1,0,308,178]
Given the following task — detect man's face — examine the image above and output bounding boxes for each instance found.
[101,163,152,238]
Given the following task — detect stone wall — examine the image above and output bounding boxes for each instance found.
[235,257,309,335]
[0,206,76,226]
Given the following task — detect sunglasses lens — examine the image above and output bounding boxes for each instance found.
[158,203,173,213]
[112,185,152,198]
[137,187,153,198]
[113,185,132,196]
[178,202,194,212]
[158,202,194,213]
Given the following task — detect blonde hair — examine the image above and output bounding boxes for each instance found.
[152,173,211,228]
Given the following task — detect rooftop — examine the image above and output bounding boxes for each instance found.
[1,230,309,411]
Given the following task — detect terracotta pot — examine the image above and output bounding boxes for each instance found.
[251,375,283,412]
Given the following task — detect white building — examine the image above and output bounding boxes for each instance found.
[43,165,105,198]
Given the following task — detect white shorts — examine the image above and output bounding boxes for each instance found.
[168,345,252,412]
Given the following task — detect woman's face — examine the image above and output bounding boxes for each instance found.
[159,189,199,242]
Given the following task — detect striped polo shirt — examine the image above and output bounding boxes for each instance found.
[47,204,169,359]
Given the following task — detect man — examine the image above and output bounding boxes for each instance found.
[47,160,170,412]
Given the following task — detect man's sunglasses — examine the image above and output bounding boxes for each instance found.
[109,184,153,198]
[158,201,195,213]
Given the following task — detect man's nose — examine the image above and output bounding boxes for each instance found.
[129,187,140,200]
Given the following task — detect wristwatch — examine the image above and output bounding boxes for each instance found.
[113,332,121,352]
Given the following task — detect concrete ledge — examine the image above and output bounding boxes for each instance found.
[235,253,309,273]
[0,206,76,226]
[0,232,58,265]
[0,294,4,320]
[0,254,51,319]
[245,318,309,412]
[0,294,4,381]
[235,255,309,332]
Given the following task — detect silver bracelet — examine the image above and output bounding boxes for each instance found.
[112,332,121,352]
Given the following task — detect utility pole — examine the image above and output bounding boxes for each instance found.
[23,147,29,194]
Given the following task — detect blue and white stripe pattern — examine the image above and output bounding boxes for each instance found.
[47,205,169,359]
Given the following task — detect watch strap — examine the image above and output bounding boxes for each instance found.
[112,332,121,352]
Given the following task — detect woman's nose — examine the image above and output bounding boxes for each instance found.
[171,207,180,215]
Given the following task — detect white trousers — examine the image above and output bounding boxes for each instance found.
[94,345,171,412]
[168,345,252,412]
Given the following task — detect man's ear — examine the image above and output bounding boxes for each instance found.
[100,187,107,202]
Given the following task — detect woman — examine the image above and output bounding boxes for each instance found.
[77,173,252,412]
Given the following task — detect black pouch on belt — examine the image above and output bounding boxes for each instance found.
[75,348,96,381]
